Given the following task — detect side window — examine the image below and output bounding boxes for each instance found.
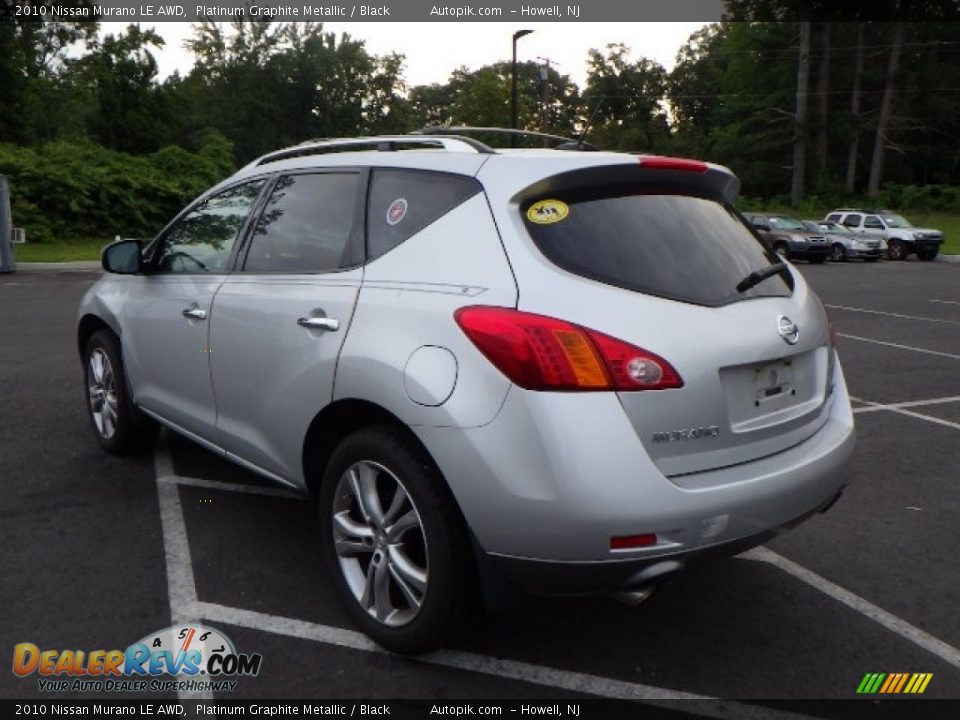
[863,215,884,229]
[244,173,362,273]
[842,214,862,228]
[155,180,265,274]
[366,169,482,262]
[825,214,841,223]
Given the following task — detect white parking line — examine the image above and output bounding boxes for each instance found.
[154,439,213,702]
[851,395,960,414]
[826,304,960,326]
[171,473,303,501]
[930,300,960,306]
[154,437,959,707]
[851,398,960,431]
[190,600,815,719]
[838,333,960,360]
[743,548,960,671]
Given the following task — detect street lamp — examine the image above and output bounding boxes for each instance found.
[511,29,534,136]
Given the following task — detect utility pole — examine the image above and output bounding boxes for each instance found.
[511,29,533,140]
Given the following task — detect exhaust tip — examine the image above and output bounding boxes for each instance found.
[611,585,658,607]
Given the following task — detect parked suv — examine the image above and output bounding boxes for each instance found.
[825,208,943,261]
[743,213,830,263]
[78,134,855,653]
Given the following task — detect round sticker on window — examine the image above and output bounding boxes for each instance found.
[386,198,408,226]
[526,199,569,225]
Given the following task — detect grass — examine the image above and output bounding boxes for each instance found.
[10,211,960,261]
[13,239,108,262]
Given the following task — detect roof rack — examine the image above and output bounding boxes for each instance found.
[253,134,495,166]
[414,126,596,151]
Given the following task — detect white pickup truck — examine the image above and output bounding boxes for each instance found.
[824,209,944,261]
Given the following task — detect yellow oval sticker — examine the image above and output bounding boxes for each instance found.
[526,199,569,225]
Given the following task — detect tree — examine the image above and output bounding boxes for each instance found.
[867,22,904,195]
[790,21,811,205]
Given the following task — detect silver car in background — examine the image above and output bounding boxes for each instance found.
[77,134,855,652]
[802,220,882,262]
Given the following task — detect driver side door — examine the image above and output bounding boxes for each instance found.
[120,178,267,445]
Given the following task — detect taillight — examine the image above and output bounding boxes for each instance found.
[637,155,708,173]
[828,319,839,349]
[454,306,683,392]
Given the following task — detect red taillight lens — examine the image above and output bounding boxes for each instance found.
[637,155,708,173]
[610,533,658,550]
[454,306,684,392]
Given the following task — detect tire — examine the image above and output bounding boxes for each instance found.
[830,244,847,262]
[83,329,158,454]
[916,247,939,261]
[773,243,789,260]
[887,239,908,261]
[318,426,479,654]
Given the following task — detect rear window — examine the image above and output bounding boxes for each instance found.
[522,190,792,307]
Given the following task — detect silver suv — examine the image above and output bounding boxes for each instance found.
[825,208,943,261]
[78,133,855,652]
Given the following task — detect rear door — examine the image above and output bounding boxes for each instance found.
[510,179,833,479]
[209,171,365,484]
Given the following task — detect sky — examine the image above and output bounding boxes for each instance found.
[101,22,710,89]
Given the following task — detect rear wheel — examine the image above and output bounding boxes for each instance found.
[887,239,908,261]
[318,426,479,654]
[916,247,939,261]
[83,330,157,454]
[830,244,847,262]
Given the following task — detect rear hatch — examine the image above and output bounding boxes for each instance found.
[491,160,834,482]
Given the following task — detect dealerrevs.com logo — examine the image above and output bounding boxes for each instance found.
[12,624,262,693]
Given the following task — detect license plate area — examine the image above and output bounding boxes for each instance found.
[753,359,795,407]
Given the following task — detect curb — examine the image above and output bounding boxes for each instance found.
[936,254,960,264]
[15,261,102,272]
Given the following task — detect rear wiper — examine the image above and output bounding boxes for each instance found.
[736,262,789,293]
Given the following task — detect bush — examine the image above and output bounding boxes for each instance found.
[0,132,235,243]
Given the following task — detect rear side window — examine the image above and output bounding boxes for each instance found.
[244,173,361,273]
[842,214,862,227]
[522,190,791,307]
[366,169,482,261]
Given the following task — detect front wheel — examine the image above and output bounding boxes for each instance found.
[773,243,789,260]
[83,329,157,454]
[831,244,847,262]
[887,239,908,261]
[318,426,479,654]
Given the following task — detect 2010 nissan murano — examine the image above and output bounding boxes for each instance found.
[77,133,855,653]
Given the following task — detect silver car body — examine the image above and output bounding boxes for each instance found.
[78,139,855,593]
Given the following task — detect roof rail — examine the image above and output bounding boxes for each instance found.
[414,126,597,151]
[252,135,495,167]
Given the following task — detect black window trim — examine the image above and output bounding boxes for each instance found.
[143,175,273,276]
[234,167,370,276]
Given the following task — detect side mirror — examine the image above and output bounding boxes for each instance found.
[102,239,143,274]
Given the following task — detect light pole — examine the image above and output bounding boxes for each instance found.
[511,30,533,137]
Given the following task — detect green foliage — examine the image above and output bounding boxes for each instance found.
[0,134,235,243]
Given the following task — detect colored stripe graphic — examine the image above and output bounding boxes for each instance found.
[857,672,932,694]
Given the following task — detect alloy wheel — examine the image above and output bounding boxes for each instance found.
[88,348,118,440]
[331,460,429,627]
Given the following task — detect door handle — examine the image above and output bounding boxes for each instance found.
[182,307,207,321]
[297,316,339,332]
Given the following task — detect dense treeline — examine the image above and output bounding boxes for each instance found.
[2,12,960,241]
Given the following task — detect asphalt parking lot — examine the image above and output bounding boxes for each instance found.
[1,259,958,713]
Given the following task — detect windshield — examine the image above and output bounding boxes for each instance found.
[883,214,913,228]
[522,190,792,307]
[768,217,807,231]
[821,222,850,234]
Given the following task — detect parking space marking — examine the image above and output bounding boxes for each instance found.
[743,548,960,672]
[825,304,960,326]
[838,333,960,360]
[171,473,303,501]
[153,437,821,716]
[849,400,960,432]
[154,438,213,702]
[189,601,817,719]
[930,300,960,306]
[851,395,960,414]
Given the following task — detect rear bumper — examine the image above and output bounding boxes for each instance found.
[417,360,856,591]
